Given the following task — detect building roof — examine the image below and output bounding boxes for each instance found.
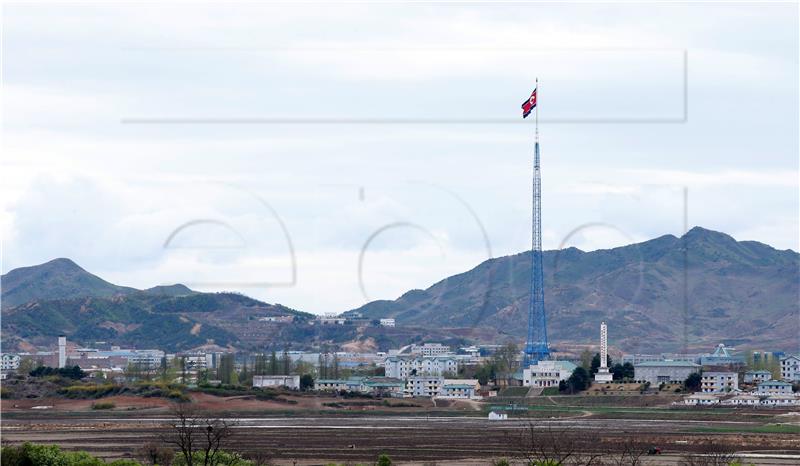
[745,370,772,374]
[637,360,701,367]
[444,384,476,389]
[758,380,792,386]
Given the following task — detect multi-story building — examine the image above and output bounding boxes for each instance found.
[406,376,444,397]
[701,371,738,393]
[1,354,21,371]
[384,355,458,379]
[634,360,701,385]
[743,370,772,384]
[411,343,451,357]
[522,360,577,388]
[440,379,480,399]
[780,355,800,382]
[756,380,793,395]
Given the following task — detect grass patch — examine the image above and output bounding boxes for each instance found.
[91,401,115,410]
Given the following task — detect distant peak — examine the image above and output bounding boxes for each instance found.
[682,226,733,241]
[46,258,84,269]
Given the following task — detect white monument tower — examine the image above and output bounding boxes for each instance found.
[594,322,613,383]
[58,335,67,368]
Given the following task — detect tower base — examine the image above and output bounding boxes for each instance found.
[594,368,613,384]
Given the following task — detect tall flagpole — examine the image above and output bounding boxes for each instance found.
[524,77,550,367]
[535,77,539,143]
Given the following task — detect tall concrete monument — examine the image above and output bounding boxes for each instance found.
[594,322,613,383]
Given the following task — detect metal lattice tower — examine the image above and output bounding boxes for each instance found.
[523,82,550,367]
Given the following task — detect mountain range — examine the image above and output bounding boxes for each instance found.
[2,227,798,354]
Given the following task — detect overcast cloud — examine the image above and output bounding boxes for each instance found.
[1,2,798,313]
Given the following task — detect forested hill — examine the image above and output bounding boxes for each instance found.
[345,227,800,353]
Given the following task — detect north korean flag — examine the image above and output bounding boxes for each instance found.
[521,89,537,118]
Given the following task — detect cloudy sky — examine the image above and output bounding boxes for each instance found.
[2,2,798,314]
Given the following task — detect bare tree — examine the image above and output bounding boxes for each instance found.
[508,422,604,466]
[166,402,237,466]
[603,437,648,466]
[678,440,740,466]
[137,441,175,466]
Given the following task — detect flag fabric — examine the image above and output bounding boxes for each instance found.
[521,88,537,118]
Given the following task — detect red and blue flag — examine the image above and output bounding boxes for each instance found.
[521,89,537,118]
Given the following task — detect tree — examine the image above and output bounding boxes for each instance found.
[376,453,393,466]
[281,350,292,376]
[493,343,520,383]
[167,402,236,466]
[332,354,340,379]
[269,351,278,376]
[217,354,235,385]
[684,372,702,392]
[254,354,267,376]
[579,349,593,371]
[137,441,174,466]
[300,374,314,390]
[239,358,251,386]
[563,367,590,394]
[16,357,41,375]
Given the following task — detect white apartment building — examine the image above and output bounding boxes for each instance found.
[701,371,738,393]
[780,355,800,382]
[1,354,21,371]
[406,376,443,397]
[384,355,458,379]
[412,343,451,357]
[522,360,577,388]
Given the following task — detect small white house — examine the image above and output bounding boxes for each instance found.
[488,411,508,420]
[757,380,793,395]
[743,370,772,384]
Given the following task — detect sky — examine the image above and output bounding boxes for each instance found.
[1,2,798,314]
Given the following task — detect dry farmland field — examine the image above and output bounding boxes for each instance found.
[2,394,799,465]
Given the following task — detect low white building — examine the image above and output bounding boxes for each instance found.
[318,313,346,325]
[723,394,760,406]
[780,355,800,382]
[379,318,396,327]
[488,411,508,420]
[701,371,738,393]
[1,354,21,371]
[522,360,577,388]
[743,370,772,384]
[683,393,721,406]
[757,380,793,395]
[761,395,798,406]
[315,377,365,392]
[252,375,300,390]
[634,360,701,385]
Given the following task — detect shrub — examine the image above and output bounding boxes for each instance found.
[1,442,143,466]
[92,402,115,410]
[376,453,392,466]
